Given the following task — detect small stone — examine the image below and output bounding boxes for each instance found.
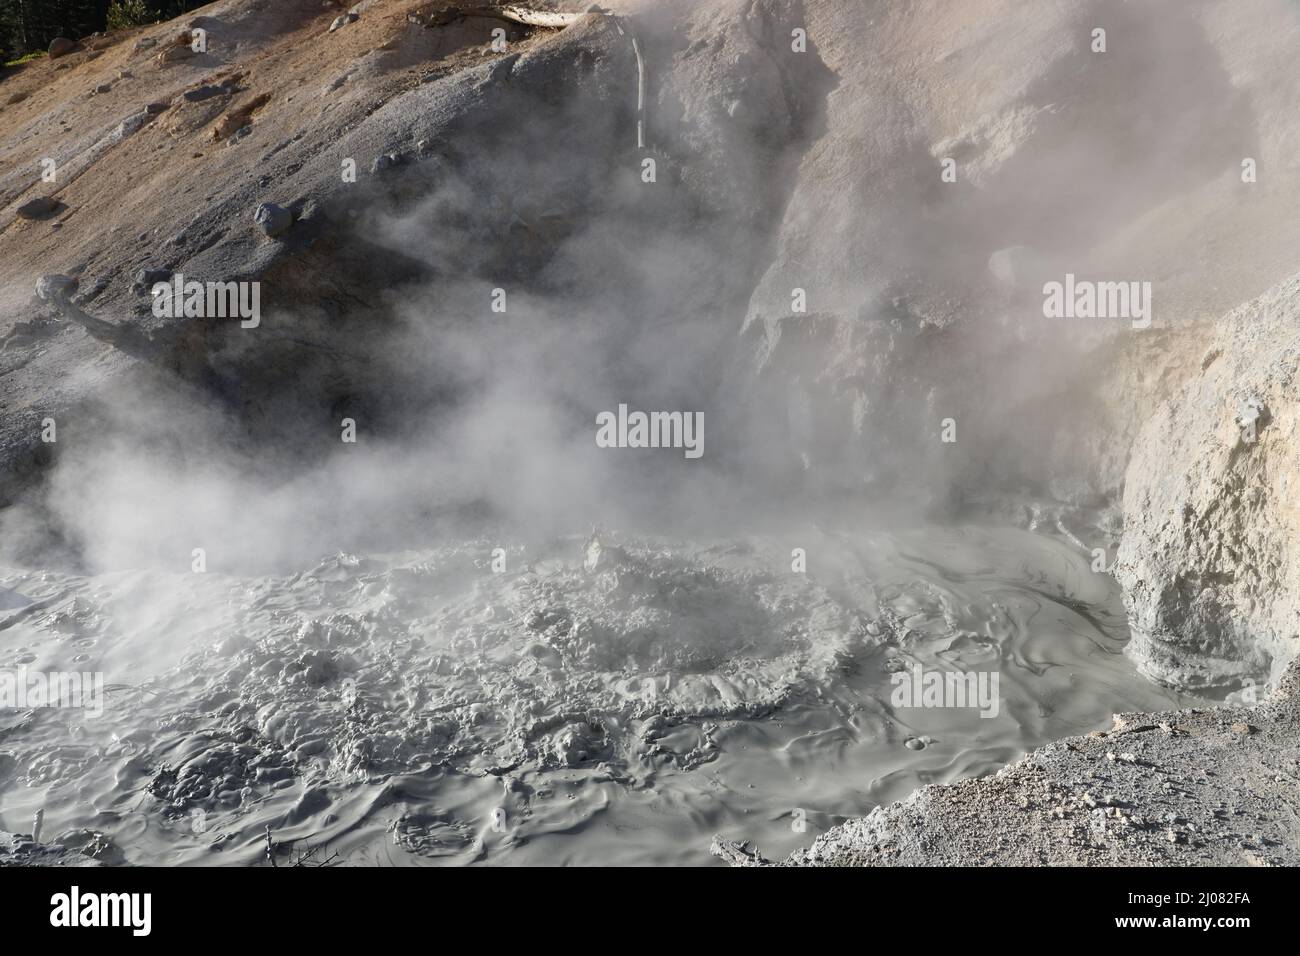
[113,111,153,142]
[1235,397,1265,433]
[35,275,77,301]
[134,268,172,291]
[183,84,228,102]
[253,202,293,238]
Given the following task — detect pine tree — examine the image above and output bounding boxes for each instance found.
[107,0,152,31]
[0,0,208,60]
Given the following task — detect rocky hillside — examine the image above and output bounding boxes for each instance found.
[4,0,1297,513]
[2,0,1297,864]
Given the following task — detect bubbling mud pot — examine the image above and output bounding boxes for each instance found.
[0,523,1202,865]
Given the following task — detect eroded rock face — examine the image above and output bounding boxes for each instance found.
[1116,273,1300,691]
[729,0,1300,509]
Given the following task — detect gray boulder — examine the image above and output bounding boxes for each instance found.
[35,275,78,302]
[253,202,293,238]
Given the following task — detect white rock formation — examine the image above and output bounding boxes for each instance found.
[1117,274,1300,691]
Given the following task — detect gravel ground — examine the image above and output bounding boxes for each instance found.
[715,659,1300,866]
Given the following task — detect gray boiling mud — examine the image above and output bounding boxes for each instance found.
[0,524,1202,866]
